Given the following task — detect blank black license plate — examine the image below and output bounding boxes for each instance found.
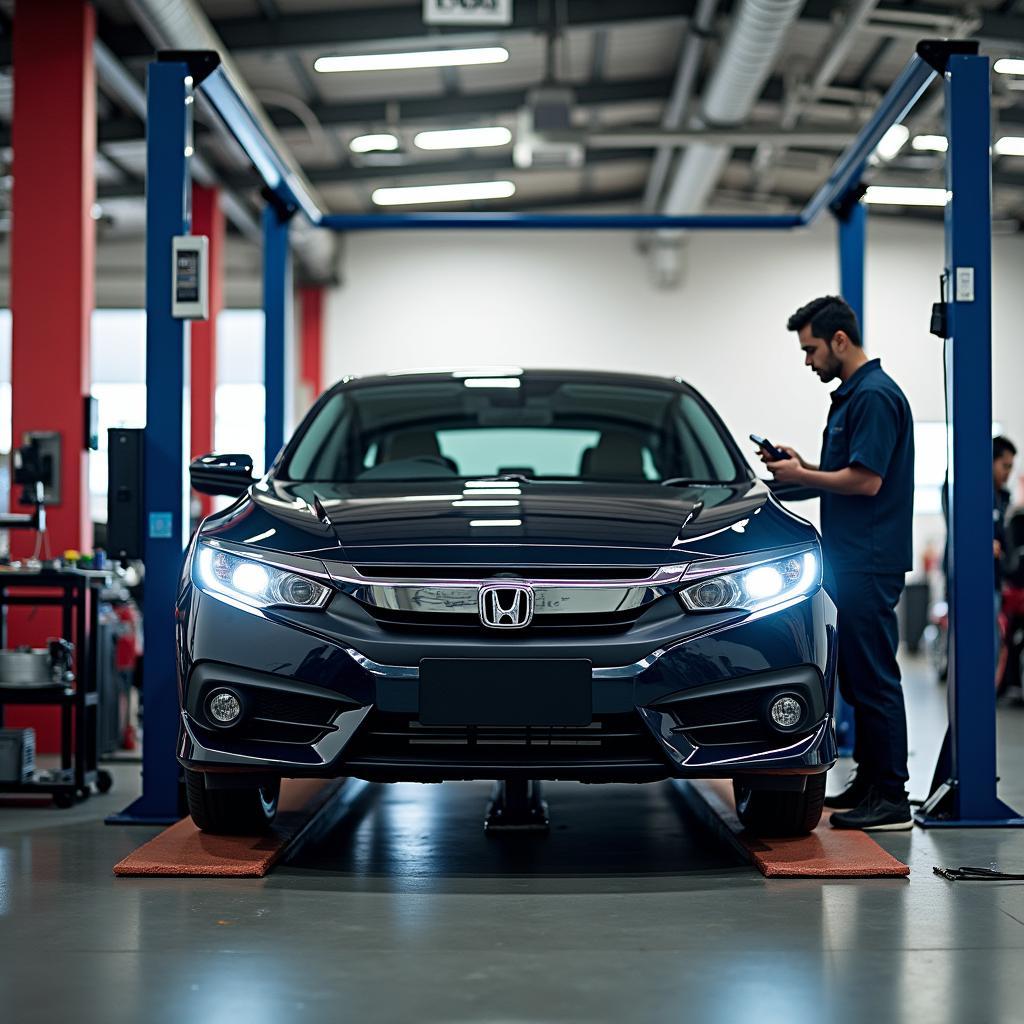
[418,659,592,727]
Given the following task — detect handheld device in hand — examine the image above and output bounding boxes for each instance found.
[749,434,790,462]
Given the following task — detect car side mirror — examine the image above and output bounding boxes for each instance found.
[190,453,256,497]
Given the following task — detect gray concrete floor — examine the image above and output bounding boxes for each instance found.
[3,654,1024,1023]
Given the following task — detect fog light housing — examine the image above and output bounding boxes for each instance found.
[208,690,242,726]
[768,694,804,731]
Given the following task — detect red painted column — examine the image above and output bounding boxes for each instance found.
[190,184,224,515]
[298,286,324,411]
[8,1,96,748]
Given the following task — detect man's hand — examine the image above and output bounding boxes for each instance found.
[754,444,810,469]
[995,539,1004,559]
[765,457,807,485]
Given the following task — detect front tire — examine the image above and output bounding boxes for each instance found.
[733,773,827,837]
[185,768,280,835]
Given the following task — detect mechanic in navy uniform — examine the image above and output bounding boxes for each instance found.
[761,295,915,831]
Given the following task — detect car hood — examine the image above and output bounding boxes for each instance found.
[201,477,817,570]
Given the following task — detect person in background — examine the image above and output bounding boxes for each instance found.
[760,295,915,831]
[994,436,1017,685]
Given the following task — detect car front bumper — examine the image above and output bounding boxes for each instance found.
[177,585,838,784]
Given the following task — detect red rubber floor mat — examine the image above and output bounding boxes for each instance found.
[113,778,340,878]
[689,779,910,878]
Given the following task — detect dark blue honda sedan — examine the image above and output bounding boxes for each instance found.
[179,369,837,836]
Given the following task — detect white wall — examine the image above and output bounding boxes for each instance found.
[323,215,1024,570]
[325,217,1024,454]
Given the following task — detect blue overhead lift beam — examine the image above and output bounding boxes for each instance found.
[118,40,1019,828]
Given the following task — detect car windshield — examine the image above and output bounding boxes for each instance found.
[281,376,744,484]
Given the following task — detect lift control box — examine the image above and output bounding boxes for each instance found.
[171,235,209,319]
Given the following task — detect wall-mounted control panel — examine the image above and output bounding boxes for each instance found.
[172,235,209,319]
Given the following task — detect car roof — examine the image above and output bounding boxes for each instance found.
[330,368,690,391]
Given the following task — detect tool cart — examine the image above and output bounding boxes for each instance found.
[0,568,114,807]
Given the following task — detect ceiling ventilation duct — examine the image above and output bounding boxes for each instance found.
[661,0,807,216]
[126,0,338,283]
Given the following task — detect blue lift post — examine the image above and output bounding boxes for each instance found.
[832,198,867,758]
[915,53,1024,827]
[126,41,1018,827]
[108,60,194,824]
[262,205,293,474]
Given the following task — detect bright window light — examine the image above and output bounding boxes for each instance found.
[452,499,521,507]
[452,367,523,378]
[350,133,399,153]
[994,58,1024,76]
[873,123,910,161]
[912,135,948,153]
[864,185,950,207]
[371,181,516,206]
[468,519,523,527]
[462,377,522,388]
[995,136,1024,157]
[315,47,509,74]
[414,127,512,150]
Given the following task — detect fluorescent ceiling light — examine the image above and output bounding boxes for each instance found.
[414,126,512,150]
[912,135,948,153]
[468,519,523,527]
[372,181,516,206]
[864,185,949,207]
[994,58,1024,76]
[462,377,522,388]
[350,133,399,153]
[315,47,509,74]
[995,136,1024,156]
[873,123,910,161]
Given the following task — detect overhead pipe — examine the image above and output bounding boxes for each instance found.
[641,0,721,211]
[124,0,337,282]
[751,0,880,189]
[661,0,807,217]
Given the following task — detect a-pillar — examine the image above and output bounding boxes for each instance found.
[190,184,225,516]
[298,286,324,412]
[8,0,96,747]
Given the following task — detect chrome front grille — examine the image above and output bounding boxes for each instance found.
[330,562,687,630]
[363,604,646,633]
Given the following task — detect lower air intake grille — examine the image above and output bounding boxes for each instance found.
[344,710,669,778]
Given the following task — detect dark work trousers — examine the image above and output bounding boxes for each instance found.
[830,570,910,798]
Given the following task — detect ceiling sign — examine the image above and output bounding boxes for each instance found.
[423,0,513,26]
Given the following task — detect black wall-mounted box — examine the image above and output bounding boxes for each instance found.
[107,428,144,561]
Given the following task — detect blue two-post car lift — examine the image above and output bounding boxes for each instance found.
[110,38,1022,830]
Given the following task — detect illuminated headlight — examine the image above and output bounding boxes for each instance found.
[193,545,331,610]
[679,550,820,614]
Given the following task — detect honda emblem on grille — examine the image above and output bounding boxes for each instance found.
[479,583,534,628]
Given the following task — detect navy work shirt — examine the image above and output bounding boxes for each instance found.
[818,359,914,575]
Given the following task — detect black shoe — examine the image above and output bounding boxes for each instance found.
[824,772,872,810]
[830,788,913,831]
